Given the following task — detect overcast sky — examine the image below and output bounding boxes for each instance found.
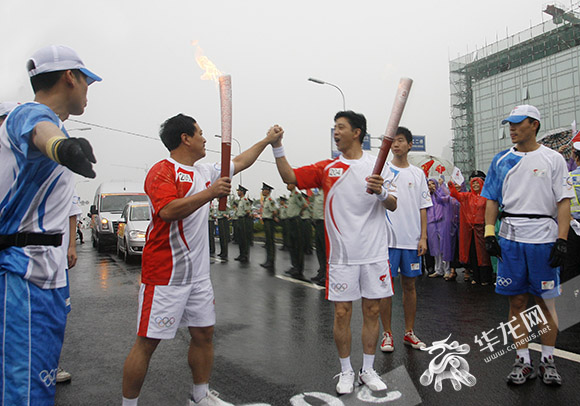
[0,0,560,203]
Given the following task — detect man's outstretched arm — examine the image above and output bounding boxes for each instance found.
[270,127,297,185]
[232,126,282,175]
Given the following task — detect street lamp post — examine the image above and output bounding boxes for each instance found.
[215,135,242,185]
[308,77,346,111]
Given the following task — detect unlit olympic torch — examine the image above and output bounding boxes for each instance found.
[218,75,232,211]
[367,77,413,194]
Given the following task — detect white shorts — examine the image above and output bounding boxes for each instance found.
[137,278,216,339]
[326,261,394,301]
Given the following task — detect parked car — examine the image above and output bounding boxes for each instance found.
[89,182,148,252]
[116,201,151,262]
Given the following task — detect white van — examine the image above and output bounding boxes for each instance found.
[89,182,148,252]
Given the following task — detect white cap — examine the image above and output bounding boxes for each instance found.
[501,105,541,125]
[0,102,19,117]
[27,45,102,85]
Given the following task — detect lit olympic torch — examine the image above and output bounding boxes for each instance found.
[367,77,413,194]
[193,41,231,211]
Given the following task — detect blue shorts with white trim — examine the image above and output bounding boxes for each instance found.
[0,271,68,405]
[495,238,560,299]
[389,248,422,278]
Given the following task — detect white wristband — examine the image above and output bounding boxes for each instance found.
[272,145,285,158]
[376,187,389,201]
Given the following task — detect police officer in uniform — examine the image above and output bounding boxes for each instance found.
[301,192,313,254]
[310,189,326,286]
[235,185,251,263]
[217,204,230,261]
[208,200,216,256]
[230,199,238,244]
[278,196,290,251]
[285,184,307,279]
[260,183,277,270]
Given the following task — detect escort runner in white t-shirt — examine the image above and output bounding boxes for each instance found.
[386,163,432,250]
[482,104,573,387]
[378,128,432,355]
[483,145,572,244]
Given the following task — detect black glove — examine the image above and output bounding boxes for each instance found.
[548,238,568,268]
[485,236,502,260]
[55,137,97,178]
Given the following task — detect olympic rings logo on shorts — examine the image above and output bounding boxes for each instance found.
[155,316,176,328]
[39,369,57,387]
[331,283,348,293]
[496,277,512,287]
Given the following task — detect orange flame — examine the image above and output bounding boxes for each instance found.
[192,40,223,82]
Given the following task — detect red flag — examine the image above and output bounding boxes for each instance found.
[435,164,446,174]
[421,159,434,178]
[572,131,580,144]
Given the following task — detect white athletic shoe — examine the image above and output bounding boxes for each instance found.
[334,370,355,394]
[188,390,234,406]
[56,367,71,383]
[380,331,394,352]
[358,368,387,391]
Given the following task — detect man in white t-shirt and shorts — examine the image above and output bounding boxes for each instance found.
[379,127,432,353]
[272,111,398,395]
[482,105,573,386]
[121,114,281,406]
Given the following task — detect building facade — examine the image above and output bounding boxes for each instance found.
[450,14,580,175]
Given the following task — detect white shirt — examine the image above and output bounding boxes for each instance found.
[294,151,398,265]
[386,163,432,249]
[482,145,573,243]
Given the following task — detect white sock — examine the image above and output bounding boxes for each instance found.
[516,348,530,364]
[192,383,209,403]
[541,345,554,362]
[362,353,375,372]
[339,356,353,373]
[122,397,138,406]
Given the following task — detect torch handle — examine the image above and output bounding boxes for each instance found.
[366,77,413,194]
[218,142,231,211]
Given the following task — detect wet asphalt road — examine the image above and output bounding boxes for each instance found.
[55,235,580,406]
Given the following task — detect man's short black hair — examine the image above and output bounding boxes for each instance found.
[159,113,197,151]
[396,126,413,143]
[334,110,367,144]
[28,66,84,94]
[528,117,541,135]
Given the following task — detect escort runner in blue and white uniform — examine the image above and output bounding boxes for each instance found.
[0,45,100,405]
[482,105,573,387]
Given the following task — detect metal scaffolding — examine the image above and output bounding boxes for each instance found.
[449,3,580,176]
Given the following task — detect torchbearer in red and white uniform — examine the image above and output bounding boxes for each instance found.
[122,114,282,406]
[272,111,398,395]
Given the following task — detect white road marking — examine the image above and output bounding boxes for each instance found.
[528,342,580,363]
[276,275,325,290]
